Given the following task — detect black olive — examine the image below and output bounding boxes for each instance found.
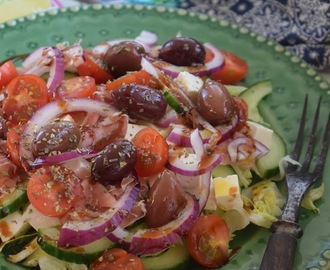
[91,140,137,185]
[197,80,236,126]
[32,120,81,156]
[109,83,167,121]
[103,41,145,78]
[158,37,206,66]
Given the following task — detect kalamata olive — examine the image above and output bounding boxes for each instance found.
[32,120,81,156]
[145,169,187,228]
[197,80,236,126]
[0,116,7,139]
[158,37,206,66]
[109,84,167,121]
[103,41,145,78]
[91,140,137,185]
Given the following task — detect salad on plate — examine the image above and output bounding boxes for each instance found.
[0,30,322,269]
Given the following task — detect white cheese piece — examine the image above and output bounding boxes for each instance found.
[214,174,243,211]
[204,176,217,211]
[175,71,203,103]
[247,121,273,149]
[124,123,147,141]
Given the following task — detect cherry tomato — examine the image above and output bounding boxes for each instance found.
[132,127,168,177]
[0,61,19,90]
[210,50,248,85]
[77,51,113,84]
[106,69,159,91]
[6,124,25,167]
[187,214,230,268]
[56,76,96,99]
[2,74,48,125]
[91,248,144,270]
[27,165,83,217]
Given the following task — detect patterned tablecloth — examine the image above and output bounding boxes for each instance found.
[0,0,329,80]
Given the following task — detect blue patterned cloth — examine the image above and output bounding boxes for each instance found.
[81,0,330,71]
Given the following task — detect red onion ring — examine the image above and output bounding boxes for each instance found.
[31,148,97,168]
[47,47,65,92]
[19,98,123,171]
[167,128,223,176]
[129,194,199,256]
[57,180,139,247]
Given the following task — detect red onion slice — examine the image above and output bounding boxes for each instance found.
[107,226,132,249]
[167,152,222,176]
[31,148,97,168]
[47,47,65,92]
[129,194,199,256]
[166,126,192,146]
[167,128,223,176]
[152,43,224,78]
[156,109,179,128]
[57,180,139,247]
[226,134,269,164]
[216,114,239,144]
[19,98,123,171]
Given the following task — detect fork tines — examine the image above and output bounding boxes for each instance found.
[289,94,330,176]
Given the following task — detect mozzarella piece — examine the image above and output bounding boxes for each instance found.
[175,71,203,103]
[247,121,273,149]
[213,174,243,211]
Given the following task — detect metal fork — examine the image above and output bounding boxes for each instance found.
[259,94,330,270]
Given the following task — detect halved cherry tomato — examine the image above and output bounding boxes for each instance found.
[187,214,230,268]
[6,124,25,167]
[0,61,19,90]
[132,127,168,177]
[210,50,248,85]
[27,165,83,217]
[2,74,48,125]
[56,76,96,99]
[106,69,159,91]
[77,51,113,84]
[91,248,144,270]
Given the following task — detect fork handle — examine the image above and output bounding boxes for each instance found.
[259,220,303,270]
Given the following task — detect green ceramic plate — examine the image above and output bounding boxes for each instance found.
[0,3,329,270]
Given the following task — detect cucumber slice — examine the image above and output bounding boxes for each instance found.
[212,165,235,178]
[256,130,287,179]
[141,242,190,270]
[7,237,39,263]
[225,85,247,96]
[37,226,115,265]
[1,233,37,258]
[0,185,28,219]
[239,79,272,124]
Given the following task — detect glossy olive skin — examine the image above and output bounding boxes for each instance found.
[0,116,7,139]
[103,41,145,78]
[109,84,167,121]
[32,120,81,156]
[158,37,206,66]
[145,169,187,228]
[197,80,236,126]
[91,140,137,185]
